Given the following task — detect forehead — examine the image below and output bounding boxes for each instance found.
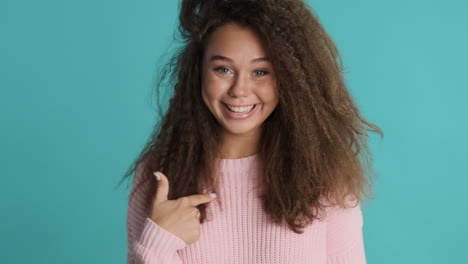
[204,23,269,61]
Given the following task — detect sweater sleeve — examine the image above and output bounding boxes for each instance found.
[126,163,187,263]
[325,198,367,264]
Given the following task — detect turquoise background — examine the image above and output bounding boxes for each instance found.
[1,0,467,263]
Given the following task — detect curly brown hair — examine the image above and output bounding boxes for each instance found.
[117,0,384,234]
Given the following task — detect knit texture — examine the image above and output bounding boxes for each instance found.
[127,153,367,263]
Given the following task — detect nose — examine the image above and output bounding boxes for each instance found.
[228,72,252,98]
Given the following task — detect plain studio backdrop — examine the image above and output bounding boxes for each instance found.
[1,0,467,263]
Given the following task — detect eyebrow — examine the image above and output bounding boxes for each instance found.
[209,55,270,63]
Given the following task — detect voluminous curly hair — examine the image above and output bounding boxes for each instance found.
[117,0,384,234]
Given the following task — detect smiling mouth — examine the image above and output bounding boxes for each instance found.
[223,103,257,114]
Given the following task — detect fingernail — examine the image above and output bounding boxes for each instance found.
[210,193,217,198]
[153,172,160,181]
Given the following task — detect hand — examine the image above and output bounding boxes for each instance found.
[150,171,217,245]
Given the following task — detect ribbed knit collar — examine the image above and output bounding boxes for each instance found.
[216,153,260,175]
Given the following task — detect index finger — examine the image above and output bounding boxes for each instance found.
[187,193,217,207]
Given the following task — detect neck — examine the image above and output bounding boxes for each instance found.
[217,127,261,159]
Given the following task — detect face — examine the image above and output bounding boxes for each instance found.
[201,23,279,137]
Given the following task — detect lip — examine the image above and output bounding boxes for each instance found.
[224,103,257,107]
[222,102,260,120]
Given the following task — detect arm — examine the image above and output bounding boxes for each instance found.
[127,163,187,264]
[326,198,367,264]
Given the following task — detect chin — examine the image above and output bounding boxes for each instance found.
[221,124,261,136]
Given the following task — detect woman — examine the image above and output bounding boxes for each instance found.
[121,0,383,263]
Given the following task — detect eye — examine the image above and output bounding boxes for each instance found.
[214,66,231,74]
[253,70,269,76]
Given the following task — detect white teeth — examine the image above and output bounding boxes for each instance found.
[226,104,255,113]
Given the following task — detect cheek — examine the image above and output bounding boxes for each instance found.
[203,79,227,100]
[201,87,209,106]
[258,82,279,104]
[201,73,214,98]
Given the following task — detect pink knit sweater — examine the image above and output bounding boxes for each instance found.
[126,153,367,263]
